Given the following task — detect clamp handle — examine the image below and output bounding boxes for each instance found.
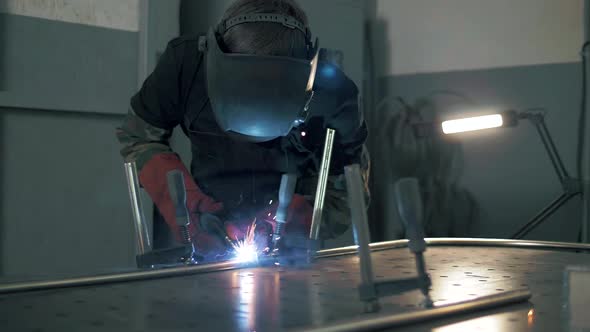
[167,170,191,245]
[394,178,426,253]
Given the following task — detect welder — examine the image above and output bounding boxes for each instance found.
[116,0,369,260]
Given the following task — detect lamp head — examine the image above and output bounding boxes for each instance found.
[440,110,519,135]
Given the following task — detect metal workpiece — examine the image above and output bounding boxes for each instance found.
[1,244,587,332]
[1,239,588,297]
[123,162,151,255]
[317,238,590,258]
[0,260,238,295]
[297,290,532,332]
[309,128,336,241]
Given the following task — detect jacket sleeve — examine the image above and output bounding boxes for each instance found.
[130,40,185,129]
[116,107,174,170]
[117,39,186,170]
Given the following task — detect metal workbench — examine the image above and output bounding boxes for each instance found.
[0,239,588,332]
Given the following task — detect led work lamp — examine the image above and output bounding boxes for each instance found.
[416,110,584,240]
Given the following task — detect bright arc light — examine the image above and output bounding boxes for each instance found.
[234,244,258,263]
[442,114,503,134]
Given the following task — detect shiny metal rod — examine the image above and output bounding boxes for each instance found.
[345,164,379,312]
[124,162,151,255]
[317,238,590,259]
[0,239,587,296]
[295,290,532,332]
[309,128,336,240]
[0,261,237,295]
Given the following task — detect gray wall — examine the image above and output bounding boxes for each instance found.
[0,14,137,114]
[0,109,135,279]
[367,1,587,243]
[375,63,583,242]
[0,9,6,90]
[0,12,139,279]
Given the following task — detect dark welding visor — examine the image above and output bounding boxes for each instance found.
[202,28,319,142]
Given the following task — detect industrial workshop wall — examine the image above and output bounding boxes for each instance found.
[0,0,179,279]
[369,0,585,241]
[179,0,367,248]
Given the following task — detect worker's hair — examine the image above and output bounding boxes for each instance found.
[220,0,310,58]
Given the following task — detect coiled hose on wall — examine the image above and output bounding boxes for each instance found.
[377,96,479,237]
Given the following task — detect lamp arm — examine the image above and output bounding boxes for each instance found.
[520,112,571,186]
[510,112,582,239]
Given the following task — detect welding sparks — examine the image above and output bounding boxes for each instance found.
[232,220,259,263]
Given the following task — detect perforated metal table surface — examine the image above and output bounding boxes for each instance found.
[0,239,588,332]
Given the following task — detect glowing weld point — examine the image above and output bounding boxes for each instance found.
[234,244,258,263]
[301,131,307,137]
[268,213,272,217]
[269,200,273,205]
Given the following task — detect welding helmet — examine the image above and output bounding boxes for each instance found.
[199,14,320,142]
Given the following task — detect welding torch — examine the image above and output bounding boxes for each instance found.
[200,213,237,250]
[168,171,235,255]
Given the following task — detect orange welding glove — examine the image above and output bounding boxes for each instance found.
[138,153,225,254]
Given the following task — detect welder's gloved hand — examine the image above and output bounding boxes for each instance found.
[138,153,224,255]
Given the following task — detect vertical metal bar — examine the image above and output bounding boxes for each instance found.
[538,118,570,180]
[137,0,150,88]
[582,0,590,243]
[124,162,151,255]
[309,128,336,240]
[511,192,578,239]
[345,164,379,313]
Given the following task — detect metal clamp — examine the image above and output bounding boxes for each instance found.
[345,167,433,313]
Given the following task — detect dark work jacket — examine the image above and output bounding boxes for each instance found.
[130,36,368,218]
